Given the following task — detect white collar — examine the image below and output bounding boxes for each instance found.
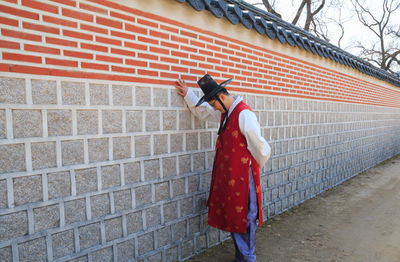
[227,96,243,117]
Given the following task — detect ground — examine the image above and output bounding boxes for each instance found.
[187,154,400,262]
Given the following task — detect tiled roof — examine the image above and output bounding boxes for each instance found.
[175,0,400,87]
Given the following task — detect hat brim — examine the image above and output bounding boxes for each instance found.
[195,78,232,107]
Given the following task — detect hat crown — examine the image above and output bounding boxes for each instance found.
[197,74,220,98]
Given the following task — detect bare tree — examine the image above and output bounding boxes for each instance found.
[260,0,326,31]
[351,0,400,73]
[255,0,348,47]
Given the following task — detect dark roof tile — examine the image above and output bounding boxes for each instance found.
[176,0,400,87]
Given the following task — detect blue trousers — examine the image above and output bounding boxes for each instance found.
[231,167,258,262]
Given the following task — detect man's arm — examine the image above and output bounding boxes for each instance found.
[175,79,220,122]
[238,110,271,167]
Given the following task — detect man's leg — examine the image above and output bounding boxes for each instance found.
[231,167,258,262]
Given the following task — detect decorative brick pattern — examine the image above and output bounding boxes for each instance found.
[0,0,399,261]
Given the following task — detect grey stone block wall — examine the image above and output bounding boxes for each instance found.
[0,74,400,262]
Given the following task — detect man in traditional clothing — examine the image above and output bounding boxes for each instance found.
[175,74,271,262]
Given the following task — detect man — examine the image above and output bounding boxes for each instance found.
[175,74,271,262]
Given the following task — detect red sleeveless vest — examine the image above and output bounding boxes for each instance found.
[207,101,263,233]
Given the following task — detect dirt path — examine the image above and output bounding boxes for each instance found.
[187,154,400,262]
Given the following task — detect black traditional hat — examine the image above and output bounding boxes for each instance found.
[195,74,232,107]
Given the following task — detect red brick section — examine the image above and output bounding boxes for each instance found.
[0,0,399,108]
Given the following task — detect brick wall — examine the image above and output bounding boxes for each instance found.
[0,0,400,261]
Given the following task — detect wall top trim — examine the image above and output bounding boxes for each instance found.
[175,0,400,88]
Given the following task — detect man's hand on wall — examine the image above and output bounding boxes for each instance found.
[175,79,188,97]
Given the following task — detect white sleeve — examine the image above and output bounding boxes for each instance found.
[238,109,271,167]
[183,88,221,123]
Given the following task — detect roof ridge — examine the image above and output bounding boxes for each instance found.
[176,0,400,87]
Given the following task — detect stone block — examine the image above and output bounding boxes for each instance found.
[138,232,154,255]
[153,134,168,155]
[194,116,205,129]
[126,211,143,234]
[75,167,97,194]
[193,152,205,172]
[0,109,5,139]
[170,133,183,153]
[145,110,160,131]
[145,205,161,228]
[135,86,150,106]
[181,239,194,259]
[180,197,193,217]
[88,138,109,163]
[105,216,123,241]
[143,159,160,181]
[13,175,42,205]
[155,182,169,202]
[61,81,85,105]
[90,193,110,218]
[189,216,200,234]
[134,135,150,157]
[153,88,168,107]
[208,229,219,246]
[47,110,72,136]
[135,184,152,207]
[179,111,192,130]
[163,201,178,222]
[13,110,42,138]
[62,140,84,166]
[186,132,198,151]
[79,222,101,250]
[52,229,74,259]
[34,204,60,232]
[18,237,47,262]
[170,89,184,107]
[112,85,132,106]
[113,136,131,160]
[195,193,207,213]
[147,252,162,262]
[188,174,200,193]
[114,189,132,212]
[101,164,121,189]
[117,239,135,262]
[200,131,211,149]
[89,83,109,105]
[126,110,142,132]
[162,110,177,131]
[77,110,98,135]
[0,246,12,262]
[166,246,178,262]
[64,198,86,224]
[173,220,187,241]
[31,141,57,170]
[1,143,25,173]
[172,178,185,197]
[200,172,211,192]
[179,155,191,175]
[124,161,141,184]
[92,247,113,262]
[31,79,57,104]
[157,226,171,247]
[0,179,7,208]
[0,211,28,241]
[162,157,176,178]
[102,110,122,134]
[0,77,25,103]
